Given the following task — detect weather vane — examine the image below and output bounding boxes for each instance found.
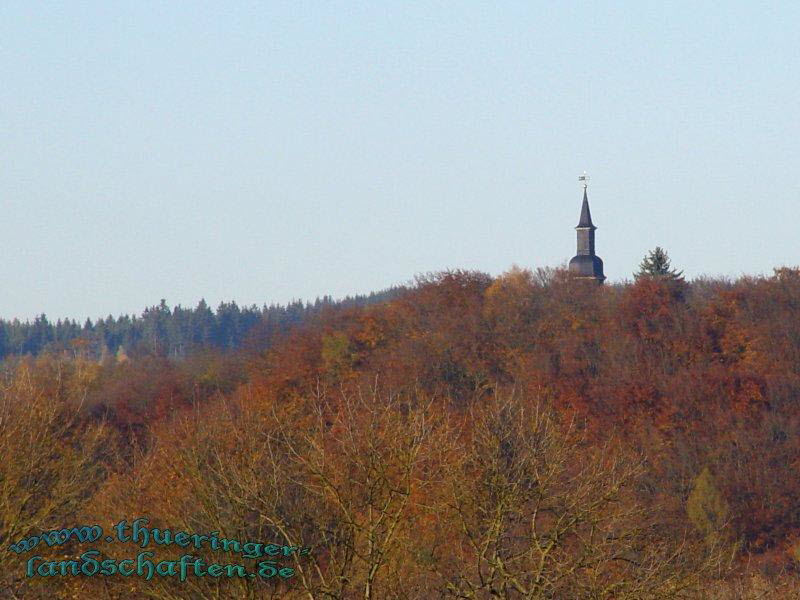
[578,171,590,190]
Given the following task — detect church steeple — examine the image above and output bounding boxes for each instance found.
[577,188,596,230]
[569,174,605,283]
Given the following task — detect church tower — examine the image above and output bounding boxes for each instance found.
[568,174,605,283]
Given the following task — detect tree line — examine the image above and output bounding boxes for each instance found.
[0,289,401,361]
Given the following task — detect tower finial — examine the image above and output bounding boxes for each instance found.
[578,171,590,190]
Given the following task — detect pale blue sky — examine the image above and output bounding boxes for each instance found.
[2,2,798,321]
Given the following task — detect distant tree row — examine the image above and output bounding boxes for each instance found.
[0,247,681,361]
[0,289,402,361]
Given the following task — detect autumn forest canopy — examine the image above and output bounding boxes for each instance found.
[5,262,800,598]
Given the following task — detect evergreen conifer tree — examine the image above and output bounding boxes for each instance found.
[635,246,684,280]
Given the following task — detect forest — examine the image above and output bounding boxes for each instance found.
[0,288,399,360]
[3,262,800,598]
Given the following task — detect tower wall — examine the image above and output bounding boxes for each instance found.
[576,228,595,255]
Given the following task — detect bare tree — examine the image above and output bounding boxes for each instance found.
[435,392,729,599]
[0,360,109,600]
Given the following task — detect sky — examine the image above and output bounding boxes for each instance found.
[2,2,799,321]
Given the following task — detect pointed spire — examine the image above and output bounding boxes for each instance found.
[569,174,605,283]
[576,188,596,229]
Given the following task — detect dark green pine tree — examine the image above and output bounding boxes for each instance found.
[635,247,684,280]
[190,298,215,348]
[142,299,171,356]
